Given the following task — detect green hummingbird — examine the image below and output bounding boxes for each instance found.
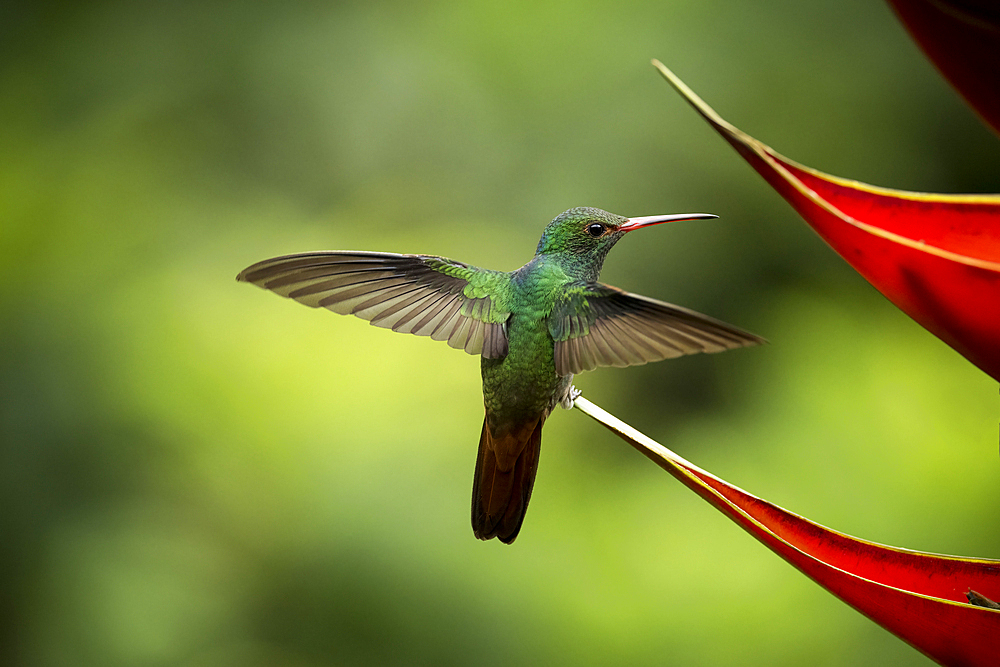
[237,207,764,544]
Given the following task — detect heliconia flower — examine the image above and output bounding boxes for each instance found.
[652,60,1000,383]
[575,397,1000,666]
[887,0,1000,137]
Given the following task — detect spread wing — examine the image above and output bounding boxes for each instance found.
[549,282,765,376]
[237,251,511,358]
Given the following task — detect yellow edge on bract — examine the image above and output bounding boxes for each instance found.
[651,60,1000,272]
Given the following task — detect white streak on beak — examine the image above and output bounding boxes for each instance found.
[619,213,718,231]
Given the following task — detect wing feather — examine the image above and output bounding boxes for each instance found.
[430,299,465,342]
[482,322,509,359]
[384,292,446,333]
[413,295,463,338]
[352,283,430,319]
[447,311,474,350]
[238,251,511,358]
[370,291,443,331]
[589,320,627,367]
[577,335,598,372]
[598,316,650,365]
[464,320,485,355]
[549,282,765,376]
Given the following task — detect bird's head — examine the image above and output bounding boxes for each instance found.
[535,207,717,281]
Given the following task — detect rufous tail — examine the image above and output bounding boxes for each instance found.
[471,415,543,544]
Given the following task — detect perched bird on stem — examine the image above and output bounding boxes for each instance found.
[238,207,764,543]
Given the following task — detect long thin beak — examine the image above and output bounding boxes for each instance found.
[619,212,718,232]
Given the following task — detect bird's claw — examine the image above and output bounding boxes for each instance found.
[561,385,582,410]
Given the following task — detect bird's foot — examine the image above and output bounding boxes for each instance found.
[561,385,582,410]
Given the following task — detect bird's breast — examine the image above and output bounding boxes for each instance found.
[480,281,571,425]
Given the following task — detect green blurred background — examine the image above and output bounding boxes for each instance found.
[3,1,999,665]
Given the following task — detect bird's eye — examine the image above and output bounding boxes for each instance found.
[586,223,605,237]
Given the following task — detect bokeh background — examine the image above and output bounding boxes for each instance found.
[3,1,999,665]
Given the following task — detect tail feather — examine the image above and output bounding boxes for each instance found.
[471,416,544,544]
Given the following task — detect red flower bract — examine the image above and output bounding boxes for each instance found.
[652,60,1000,383]
[576,397,1000,667]
[887,0,1000,137]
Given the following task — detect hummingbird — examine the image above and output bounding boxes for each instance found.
[237,207,764,544]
